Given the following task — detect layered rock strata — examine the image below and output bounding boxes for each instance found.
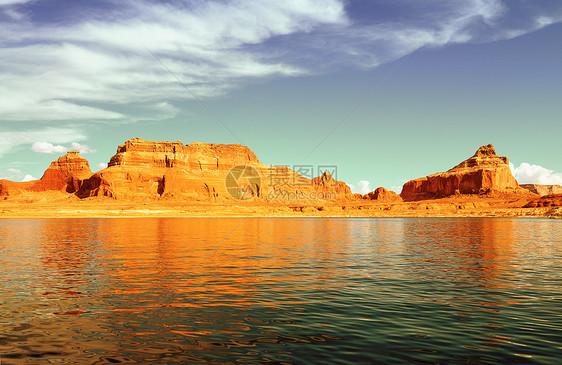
[401,144,527,201]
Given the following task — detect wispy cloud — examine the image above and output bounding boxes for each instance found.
[0,127,87,157]
[0,167,22,180]
[0,0,32,5]
[31,141,95,155]
[269,0,561,69]
[0,0,345,123]
[0,0,33,20]
[1,0,559,125]
[0,167,38,182]
[31,142,69,154]
[510,162,562,185]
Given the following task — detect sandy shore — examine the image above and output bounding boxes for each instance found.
[1,193,560,219]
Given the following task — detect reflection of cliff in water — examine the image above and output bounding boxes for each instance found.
[401,218,514,283]
[35,218,362,310]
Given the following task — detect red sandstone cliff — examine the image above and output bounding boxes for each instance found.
[0,151,92,196]
[364,187,402,202]
[312,172,352,196]
[77,138,353,202]
[400,144,528,201]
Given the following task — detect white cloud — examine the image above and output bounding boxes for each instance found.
[349,180,372,195]
[0,0,559,124]
[510,162,562,185]
[0,0,33,20]
[390,186,403,194]
[0,167,23,180]
[0,127,86,158]
[264,0,561,70]
[0,0,345,122]
[22,174,36,182]
[96,162,108,171]
[31,142,69,154]
[0,0,31,5]
[70,142,95,154]
[31,141,95,154]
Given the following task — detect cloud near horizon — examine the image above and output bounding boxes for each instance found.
[0,127,87,158]
[0,167,38,182]
[0,0,560,125]
[349,181,403,195]
[0,167,22,180]
[31,141,95,155]
[96,162,108,171]
[510,162,562,185]
[349,180,372,195]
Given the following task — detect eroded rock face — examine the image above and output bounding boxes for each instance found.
[401,144,523,201]
[520,184,562,196]
[107,138,261,171]
[312,172,352,196]
[364,187,403,202]
[40,151,93,192]
[0,151,92,196]
[524,194,562,208]
[77,138,353,202]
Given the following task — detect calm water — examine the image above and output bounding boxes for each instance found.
[0,218,560,364]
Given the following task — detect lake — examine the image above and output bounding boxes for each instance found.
[0,218,560,364]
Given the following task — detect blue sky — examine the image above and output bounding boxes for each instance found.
[1,0,561,193]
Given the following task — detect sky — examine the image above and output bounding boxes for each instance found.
[1,0,561,193]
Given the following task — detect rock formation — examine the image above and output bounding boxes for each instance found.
[364,187,403,202]
[312,172,352,196]
[0,151,92,196]
[520,184,562,196]
[524,194,562,208]
[76,138,353,202]
[401,144,526,201]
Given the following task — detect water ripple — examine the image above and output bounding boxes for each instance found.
[0,217,560,364]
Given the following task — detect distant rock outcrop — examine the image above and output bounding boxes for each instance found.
[364,187,402,202]
[401,144,527,201]
[520,184,562,196]
[312,172,352,196]
[0,151,92,196]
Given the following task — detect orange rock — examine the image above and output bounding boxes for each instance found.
[77,138,354,202]
[401,144,525,201]
[524,194,562,208]
[312,172,352,196]
[364,187,403,202]
[0,151,92,196]
[520,184,562,196]
[39,151,92,192]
